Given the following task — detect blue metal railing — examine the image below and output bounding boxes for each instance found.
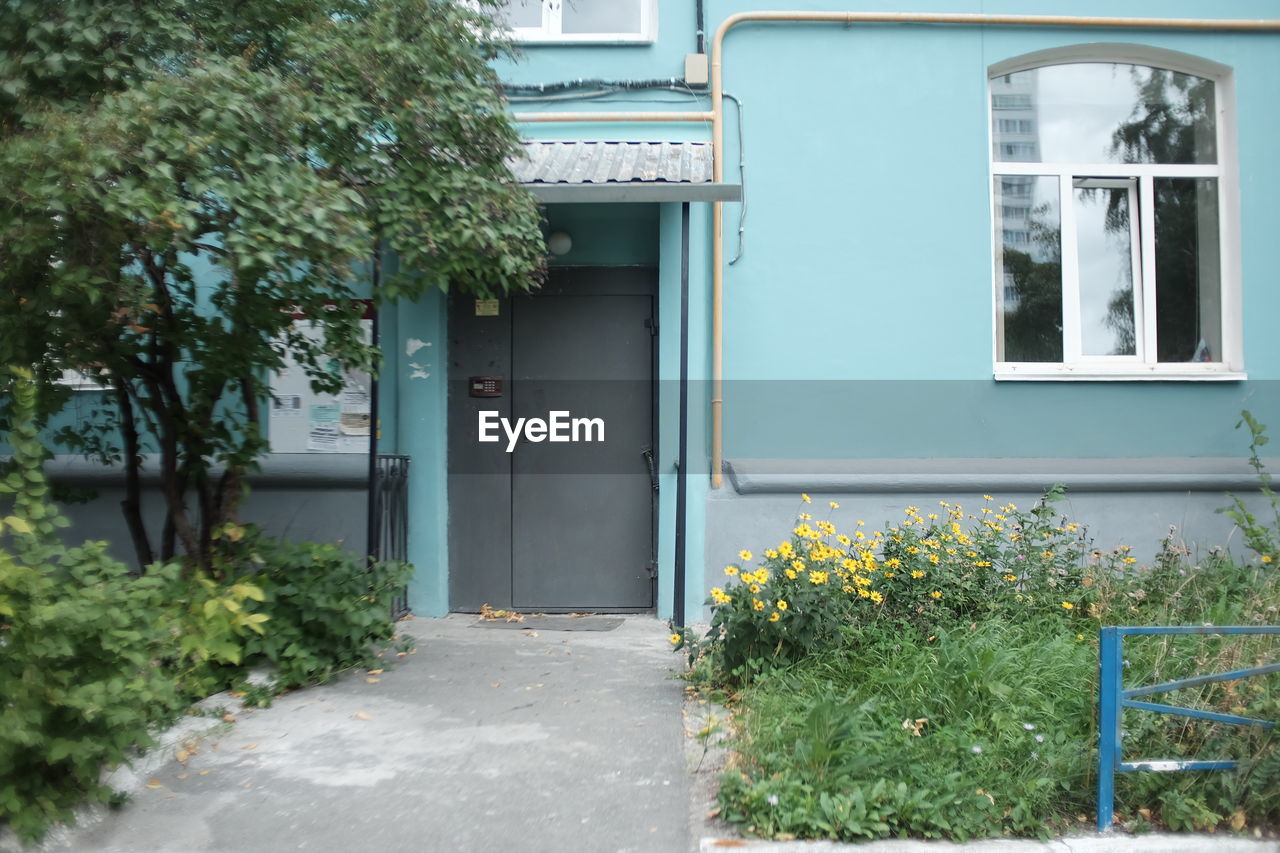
[1097,625,1279,832]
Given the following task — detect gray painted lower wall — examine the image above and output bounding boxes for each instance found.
[703,457,1278,619]
[42,454,368,569]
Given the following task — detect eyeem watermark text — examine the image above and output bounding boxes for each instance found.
[478,410,604,452]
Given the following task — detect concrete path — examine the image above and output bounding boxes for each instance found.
[21,614,692,853]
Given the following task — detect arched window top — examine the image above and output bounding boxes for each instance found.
[992,63,1216,165]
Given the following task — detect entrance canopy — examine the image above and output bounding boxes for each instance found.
[512,141,741,203]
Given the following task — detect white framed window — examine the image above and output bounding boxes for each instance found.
[57,368,109,391]
[495,0,657,44]
[989,46,1242,380]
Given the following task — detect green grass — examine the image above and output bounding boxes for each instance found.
[704,513,1280,842]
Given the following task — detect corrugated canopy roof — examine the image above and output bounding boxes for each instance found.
[510,141,739,203]
[512,141,713,184]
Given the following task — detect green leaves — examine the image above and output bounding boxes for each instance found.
[2,0,543,570]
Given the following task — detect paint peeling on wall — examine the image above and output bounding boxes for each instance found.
[406,338,431,357]
[408,362,430,380]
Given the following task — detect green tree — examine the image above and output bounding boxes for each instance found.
[0,0,545,571]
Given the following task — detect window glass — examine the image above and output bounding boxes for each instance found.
[1074,183,1137,356]
[496,0,541,28]
[561,0,642,34]
[995,176,1062,363]
[993,64,1216,165]
[1155,178,1221,362]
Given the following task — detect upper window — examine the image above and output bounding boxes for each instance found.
[990,51,1240,379]
[496,0,657,43]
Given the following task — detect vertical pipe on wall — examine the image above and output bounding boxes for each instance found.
[365,239,382,563]
[674,202,691,626]
[696,0,705,54]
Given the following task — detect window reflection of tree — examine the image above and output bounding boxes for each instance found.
[1102,68,1216,362]
[1002,204,1062,362]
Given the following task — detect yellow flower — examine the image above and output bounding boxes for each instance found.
[669,633,682,644]
[792,559,806,571]
[829,501,840,509]
[1004,574,1017,582]
[785,569,796,580]
[779,542,794,557]
[927,554,940,565]
[749,583,761,594]
[801,493,812,503]
[768,611,781,622]
[983,494,994,501]
[752,598,765,611]
[911,570,925,579]
[930,590,942,599]
[1041,551,1054,559]
[869,591,884,604]
[739,549,753,561]
[1061,601,1074,610]
[724,566,738,576]
[809,571,829,584]
[1262,555,1274,563]
[776,599,788,610]
[755,568,770,583]
[1123,556,1137,564]
[765,549,779,559]
[798,513,812,521]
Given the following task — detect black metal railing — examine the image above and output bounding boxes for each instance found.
[371,453,410,619]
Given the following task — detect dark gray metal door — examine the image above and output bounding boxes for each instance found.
[447,268,656,611]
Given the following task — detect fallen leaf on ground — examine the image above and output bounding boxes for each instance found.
[366,677,381,683]
[177,773,189,780]
[353,710,372,720]
[223,713,235,722]
[146,780,162,789]
[241,744,258,750]
[368,669,384,675]
[175,748,190,763]
[199,770,209,776]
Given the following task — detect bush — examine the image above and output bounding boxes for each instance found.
[685,475,1279,840]
[1,367,415,841]
[0,543,190,843]
[221,530,412,688]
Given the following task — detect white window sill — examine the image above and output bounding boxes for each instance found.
[510,34,655,45]
[995,364,1246,382]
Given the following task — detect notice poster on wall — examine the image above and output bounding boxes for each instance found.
[269,314,373,454]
